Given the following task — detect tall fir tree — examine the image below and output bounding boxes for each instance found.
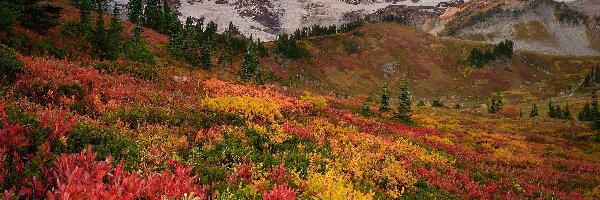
[78,0,92,32]
[379,83,391,112]
[579,102,592,121]
[394,82,412,123]
[91,3,107,59]
[563,103,573,120]
[530,103,539,118]
[548,100,556,118]
[592,91,599,120]
[200,37,213,70]
[239,42,260,81]
[127,0,143,25]
[106,7,124,60]
[144,0,163,32]
[218,36,233,66]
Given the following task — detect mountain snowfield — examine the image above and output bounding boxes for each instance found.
[112,0,471,40]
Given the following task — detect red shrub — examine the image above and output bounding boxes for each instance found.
[498,106,519,118]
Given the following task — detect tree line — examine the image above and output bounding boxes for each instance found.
[467,40,514,68]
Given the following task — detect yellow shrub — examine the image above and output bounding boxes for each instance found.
[201,96,283,123]
[301,91,327,109]
[304,172,374,200]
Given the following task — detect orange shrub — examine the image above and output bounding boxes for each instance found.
[499,105,519,118]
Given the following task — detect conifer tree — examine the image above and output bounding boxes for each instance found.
[127,0,143,25]
[91,3,107,59]
[106,7,124,60]
[579,102,591,121]
[488,93,503,114]
[548,100,556,118]
[200,38,213,70]
[394,82,412,123]
[592,92,599,120]
[379,83,391,112]
[361,101,372,117]
[239,42,260,81]
[563,103,573,120]
[144,0,163,32]
[530,103,539,118]
[218,36,233,66]
[78,0,92,32]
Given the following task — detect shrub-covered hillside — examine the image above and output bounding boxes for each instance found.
[1,0,600,199]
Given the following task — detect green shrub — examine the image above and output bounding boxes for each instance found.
[343,41,360,54]
[123,39,157,65]
[0,44,25,83]
[68,123,140,169]
[432,100,445,108]
[93,61,158,80]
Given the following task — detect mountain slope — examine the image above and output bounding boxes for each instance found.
[261,23,600,104]
[435,0,600,56]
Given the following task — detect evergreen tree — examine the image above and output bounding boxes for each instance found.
[361,101,372,117]
[394,82,412,123]
[379,83,391,112]
[127,0,143,25]
[78,0,92,32]
[563,103,573,120]
[530,103,539,118]
[488,93,503,114]
[579,102,591,121]
[143,0,163,32]
[239,42,260,81]
[226,21,240,35]
[124,25,157,64]
[200,38,213,70]
[218,37,233,66]
[7,0,62,34]
[548,100,556,118]
[91,3,107,59]
[106,7,124,60]
[592,92,599,120]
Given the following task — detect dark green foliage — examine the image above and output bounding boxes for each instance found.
[0,44,25,83]
[467,40,514,68]
[239,42,262,82]
[361,101,372,117]
[379,83,391,112]
[78,0,93,32]
[10,0,62,34]
[343,41,360,54]
[382,15,408,24]
[488,93,503,114]
[67,123,140,169]
[454,103,462,109]
[554,2,588,24]
[399,180,458,199]
[432,100,444,108]
[276,33,309,59]
[127,0,144,25]
[123,26,157,64]
[200,37,214,70]
[394,82,412,123]
[530,103,539,118]
[93,61,157,80]
[106,8,124,60]
[57,83,84,99]
[218,37,233,66]
[290,19,363,40]
[582,66,600,88]
[548,100,573,120]
[579,102,592,121]
[143,0,163,31]
[417,100,426,107]
[225,22,240,35]
[0,2,17,32]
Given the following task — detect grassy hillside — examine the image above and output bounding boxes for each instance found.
[261,23,600,105]
[1,1,600,199]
